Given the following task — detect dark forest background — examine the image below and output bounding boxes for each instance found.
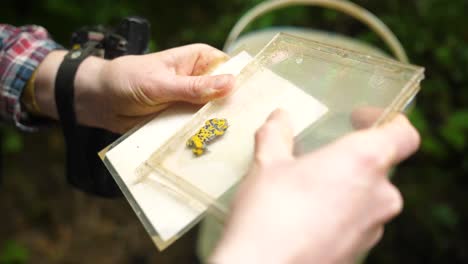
[1,0,467,263]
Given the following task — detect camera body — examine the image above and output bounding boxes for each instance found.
[70,16,150,59]
[65,17,150,197]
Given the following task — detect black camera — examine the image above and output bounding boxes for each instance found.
[71,16,150,59]
[64,17,150,197]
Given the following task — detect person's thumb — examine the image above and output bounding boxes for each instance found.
[254,109,295,166]
[169,74,234,104]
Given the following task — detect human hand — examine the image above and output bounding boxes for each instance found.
[211,110,420,264]
[34,44,235,133]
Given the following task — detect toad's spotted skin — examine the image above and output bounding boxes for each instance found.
[186,118,228,156]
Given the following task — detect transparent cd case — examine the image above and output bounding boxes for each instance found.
[100,33,425,250]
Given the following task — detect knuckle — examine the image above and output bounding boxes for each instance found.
[383,184,403,217]
[349,132,392,171]
[375,227,384,242]
[193,43,211,49]
[409,125,421,149]
[254,124,277,166]
[187,77,205,97]
[368,227,384,249]
[255,125,269,143]
[396,115,421,150]
[354,146,382,169]
[254,153,270,167]
[256,122,278,140]
[189,43,214,54]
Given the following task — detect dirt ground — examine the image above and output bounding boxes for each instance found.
[0,128,199,264]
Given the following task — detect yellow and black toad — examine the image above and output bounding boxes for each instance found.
[186,118,228,156]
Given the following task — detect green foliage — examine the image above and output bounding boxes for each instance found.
[441,110,468,151]
[432,203,460,230]
[1,128,23,154]
[2,0,467,263]
[0,241,29,264]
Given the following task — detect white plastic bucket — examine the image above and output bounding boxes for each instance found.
[198,0,410,261]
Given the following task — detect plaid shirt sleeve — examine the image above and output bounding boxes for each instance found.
[0,24,62,131]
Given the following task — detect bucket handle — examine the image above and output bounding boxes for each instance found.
[224,0,409,63]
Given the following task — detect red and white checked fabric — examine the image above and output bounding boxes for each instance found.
[0,24,61,131]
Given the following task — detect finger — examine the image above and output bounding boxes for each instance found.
[305,114,419,173]
[374,114,420,165]
[165,44,230,75]
[357,183,402,254]
[360,226,384,253]
[368,226,384,249]
[350,106,384,129]
[165,74,235,104]
[309,130,397,174]
[375,181,404,222]
[254,109,294,165]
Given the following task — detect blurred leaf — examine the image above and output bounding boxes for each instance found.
[409,107,428,133]
[441,110,468,150]
[0,240,29,264]
[323,10,339,22]
[148,39,158,53]
[409,108,447,158]
[432,204,460,230]
[435,46,452,67]
[2,128,23,153]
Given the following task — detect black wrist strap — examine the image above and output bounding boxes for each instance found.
[55,43,120,197]
[55,49,86,128]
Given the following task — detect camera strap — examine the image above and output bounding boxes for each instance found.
[54,17,150,197]
[55,42,98,130]
[55,42,121,197]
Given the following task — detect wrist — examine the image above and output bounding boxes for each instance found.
[34,50,67,119]
[34,50,108,126]
[73,55,108,127]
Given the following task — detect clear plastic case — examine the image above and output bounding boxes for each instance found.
[101,33,424,250]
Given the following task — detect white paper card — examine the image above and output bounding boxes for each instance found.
[155,68,330,202]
